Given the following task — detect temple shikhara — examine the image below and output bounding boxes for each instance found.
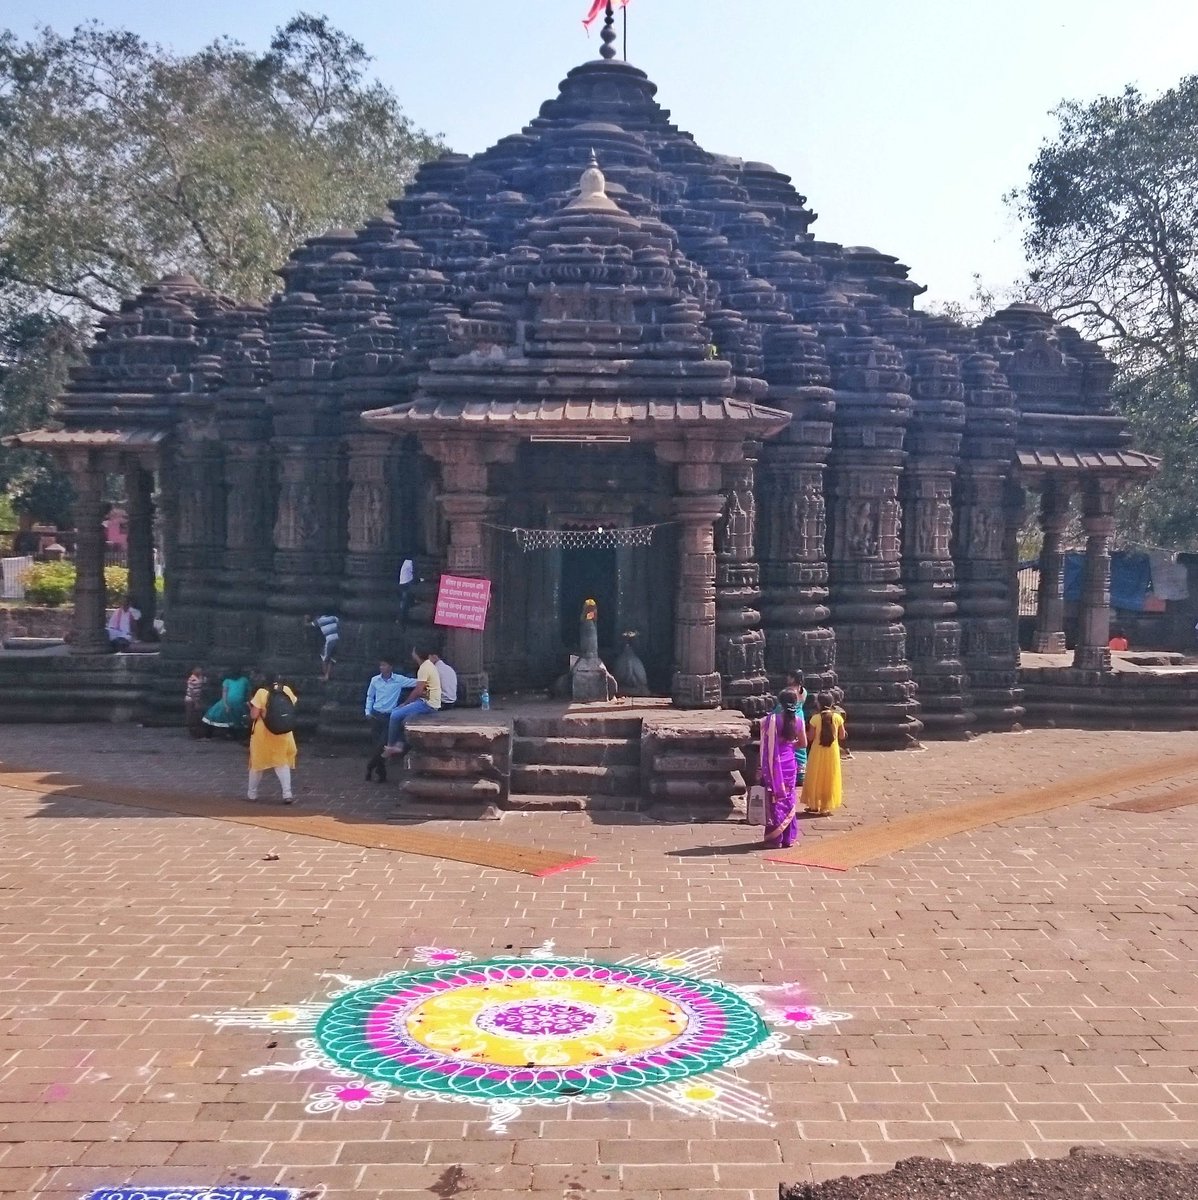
[7,32,1157,750]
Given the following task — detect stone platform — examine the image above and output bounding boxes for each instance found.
[404,698,752,819]
[1019,652,1198,730]
[0,646,156,723]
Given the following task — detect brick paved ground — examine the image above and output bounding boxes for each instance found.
[2,721,1197,1199]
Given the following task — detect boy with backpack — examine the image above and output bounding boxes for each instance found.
[247,674,298,803]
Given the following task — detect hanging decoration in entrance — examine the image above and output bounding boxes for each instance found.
[500,524,663,552]
[196,944,851,1134]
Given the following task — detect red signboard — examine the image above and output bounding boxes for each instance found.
[434,575,492,631]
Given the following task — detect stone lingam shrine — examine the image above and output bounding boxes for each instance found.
[5,37,1160,780]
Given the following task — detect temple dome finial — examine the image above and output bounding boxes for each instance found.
[565,152,622,213]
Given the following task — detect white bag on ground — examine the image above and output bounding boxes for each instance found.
[746,784,767,826]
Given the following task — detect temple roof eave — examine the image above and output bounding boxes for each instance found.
[1015,447,1160,481]
[359,396,791,443]
[0,427,166,453]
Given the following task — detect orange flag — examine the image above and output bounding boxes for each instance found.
[583,0,631,29]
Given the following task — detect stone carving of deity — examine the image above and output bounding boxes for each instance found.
[848,499,879,557]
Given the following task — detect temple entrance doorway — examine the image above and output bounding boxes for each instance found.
[560,546,617,655]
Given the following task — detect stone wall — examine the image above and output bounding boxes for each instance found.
[0,653,155,724]
[0,607,72,641]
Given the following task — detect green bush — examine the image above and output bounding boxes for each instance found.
[20,561,164,606]
[21,560,75,606]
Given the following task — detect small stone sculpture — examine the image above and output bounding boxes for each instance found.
[612,630,650,697]
[571,597,618,702]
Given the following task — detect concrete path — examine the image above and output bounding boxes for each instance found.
[1,723,1196,1198]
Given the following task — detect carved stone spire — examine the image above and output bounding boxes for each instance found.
[564,151,623,214]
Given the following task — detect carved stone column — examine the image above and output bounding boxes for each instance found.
[125,463,157,640]
[1032,479,1072,654]
[1073,478,1117,671]
[67,456,109,654]
[214,440,270,663]
[427,436,501,706]
[266,437,344,682]
[757,325,837,697]
[344,434,403,622]
[901,348,968,737]
[715,446,771,717]
[665,449,725,709]
[956,353,1023,730]
[824,335,919,745]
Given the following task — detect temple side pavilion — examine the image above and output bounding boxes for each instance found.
[5,40,1157,752]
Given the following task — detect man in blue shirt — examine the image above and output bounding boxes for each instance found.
[364,656,417,783]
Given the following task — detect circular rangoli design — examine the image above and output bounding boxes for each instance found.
[314,957,769,1101]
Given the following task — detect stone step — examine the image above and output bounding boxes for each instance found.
[506,793,641,813]
[510,763,641,796]
[513,714,643,739]
[511,736,640,768]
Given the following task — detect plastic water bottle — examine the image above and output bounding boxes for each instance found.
[480,689,491,711]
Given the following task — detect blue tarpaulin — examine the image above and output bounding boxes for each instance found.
[1063,550,1152,612]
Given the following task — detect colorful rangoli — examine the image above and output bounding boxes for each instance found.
[197,944,850,1131]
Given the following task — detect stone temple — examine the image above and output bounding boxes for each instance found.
[7,37,1157,747]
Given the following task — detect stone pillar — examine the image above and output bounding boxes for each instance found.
[956,353,1023,730]
[214,440,270,664]
[125,463,157,640]
[900,348,968,737]
[67,457,109,654]
[429,437,495,706]
[1032,480,1072,654]
[1073,479,1117,671]
[715,446,771,717]
[670,458,725,709]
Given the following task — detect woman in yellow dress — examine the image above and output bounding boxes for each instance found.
[247,674,298,804]
[801,691,845,815]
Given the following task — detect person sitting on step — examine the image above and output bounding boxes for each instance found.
[383,646,442,759]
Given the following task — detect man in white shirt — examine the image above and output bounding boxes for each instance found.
[429,652,458,709]
[106,596,141,651]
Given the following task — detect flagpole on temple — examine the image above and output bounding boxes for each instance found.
[623,2,628,60]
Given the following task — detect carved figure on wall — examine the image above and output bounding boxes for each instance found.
[969,507,994,557]
[718,489,751,559]
[914,501,935,558]
[847,499,879,557]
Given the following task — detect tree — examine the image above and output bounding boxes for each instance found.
[1010,77,1198,548]
[0,13,443,312]
[0,308,83,528]
[1012,79,1198,376]
[0,13,443,521]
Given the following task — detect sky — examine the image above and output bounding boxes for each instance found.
[6,0,1198,308]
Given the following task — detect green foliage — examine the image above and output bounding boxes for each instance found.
[19,561,163,606]
[1111,371,1198,550]
[20,560,74,606]
[0,13,443,312]
[0,311,83,525]
[1012,79,1198,374]
[0,13,443,519]
[1011,76,1198,548]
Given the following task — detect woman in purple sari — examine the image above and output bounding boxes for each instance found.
[759,687,806,849]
